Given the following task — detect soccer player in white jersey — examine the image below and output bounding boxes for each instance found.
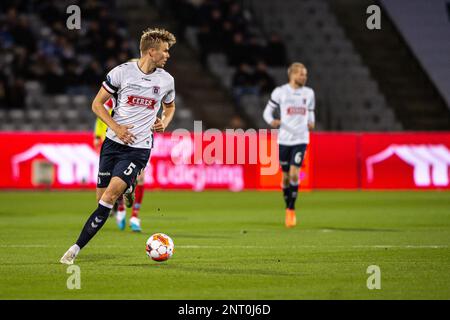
[263,62,315,228]
[60,28,177,264]
[94,59,149,233]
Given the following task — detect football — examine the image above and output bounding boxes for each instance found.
[145,233,174,262]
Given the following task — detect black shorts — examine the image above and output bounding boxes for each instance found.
[279,144,307,172]
[97,138,151,189]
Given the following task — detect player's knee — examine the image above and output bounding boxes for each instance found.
[100,192,119,205]
[100,187,124,205]
[282,173,290,186]
[100,193,114,206]
[289,173,299,184]
[96,188,106,203]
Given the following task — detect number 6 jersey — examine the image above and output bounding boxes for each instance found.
[263,84,315,146]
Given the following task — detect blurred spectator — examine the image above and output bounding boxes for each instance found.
[100,37,120,61]
[0,75,9,109]
[221,20,236,49]
[168,0,289,72]
[226,2,248,34]
[8,77,26,108]
[246,36,265,66]
[44,61,65,94]
[170,0,200,41]
[197,7,224,64]
[0,74,23,109]
[38,0,63,26]
[9,14,36,52]
[264,33,288,66]
[196,24,212,66]
[228,114,246,129]
[64,61,81,93]
[0,0,137,103]
[169,0,200,42]
[11,47,29,78]
[209,8,225,40]
[80,60,104,94]
[227,32,250,66]
[158,0,290,130]
[83,0,103,21]
[232,63,258,104]
[253,61,275,94]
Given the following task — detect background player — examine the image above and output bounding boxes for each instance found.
[263,62,315,228]
[60,27,176,264]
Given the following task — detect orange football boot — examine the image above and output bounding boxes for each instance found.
[285,209,297,228]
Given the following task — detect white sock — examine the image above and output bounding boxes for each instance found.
[70,244,80,255]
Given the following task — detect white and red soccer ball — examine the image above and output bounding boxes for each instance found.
[145,233,174,262]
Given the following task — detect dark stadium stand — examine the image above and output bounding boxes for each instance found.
[330,0,450,130]
[0,0,194,131]
[244,0,403,131]
[380,0,450,112]
[0,0,448,131]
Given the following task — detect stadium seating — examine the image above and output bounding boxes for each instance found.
[0,0,193,131]
[244,0,403,131]
[330,0,449,130]
[173,0,404,130]
[380,0,450,111]
[2,0,445,132]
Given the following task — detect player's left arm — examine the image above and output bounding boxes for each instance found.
[153,100,175,132]
[307,91,315,130]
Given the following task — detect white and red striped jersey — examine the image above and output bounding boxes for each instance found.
[102,61,175,149]
[263,84,315,145]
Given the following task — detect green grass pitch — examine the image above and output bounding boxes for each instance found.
[0,190,449,299]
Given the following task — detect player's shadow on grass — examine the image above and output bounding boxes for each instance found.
[115,263,170,268]
[79,253,130,262]
[171,233,232,239]
[115,263,300,277]
[168,265,300,277]
[317,227,399,232]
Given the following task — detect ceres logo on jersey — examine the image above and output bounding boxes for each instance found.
[127,95,157,109]
[287,106,306,115]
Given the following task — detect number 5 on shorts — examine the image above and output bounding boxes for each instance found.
[124,162,136,176]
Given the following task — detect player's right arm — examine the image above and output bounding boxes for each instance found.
[91,87,135,145]
[93,117,106,151]
[93,98,114,151]
[263,87,281,128]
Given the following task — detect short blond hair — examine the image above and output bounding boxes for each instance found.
[287,62,306,78]
[140,27,176,53]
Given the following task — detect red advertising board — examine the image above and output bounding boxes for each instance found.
[360,132,450,189]
[0,132,95,189]
[0,131,449,190]
[0,131,303,191]
[310,133,359,189]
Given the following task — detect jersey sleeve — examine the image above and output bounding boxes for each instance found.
[308,90,315,111]
[102,66,122,94]
[163,77,175,104]
[263,87,281,125]
[268,87,281,109]
[308,90,315,124]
